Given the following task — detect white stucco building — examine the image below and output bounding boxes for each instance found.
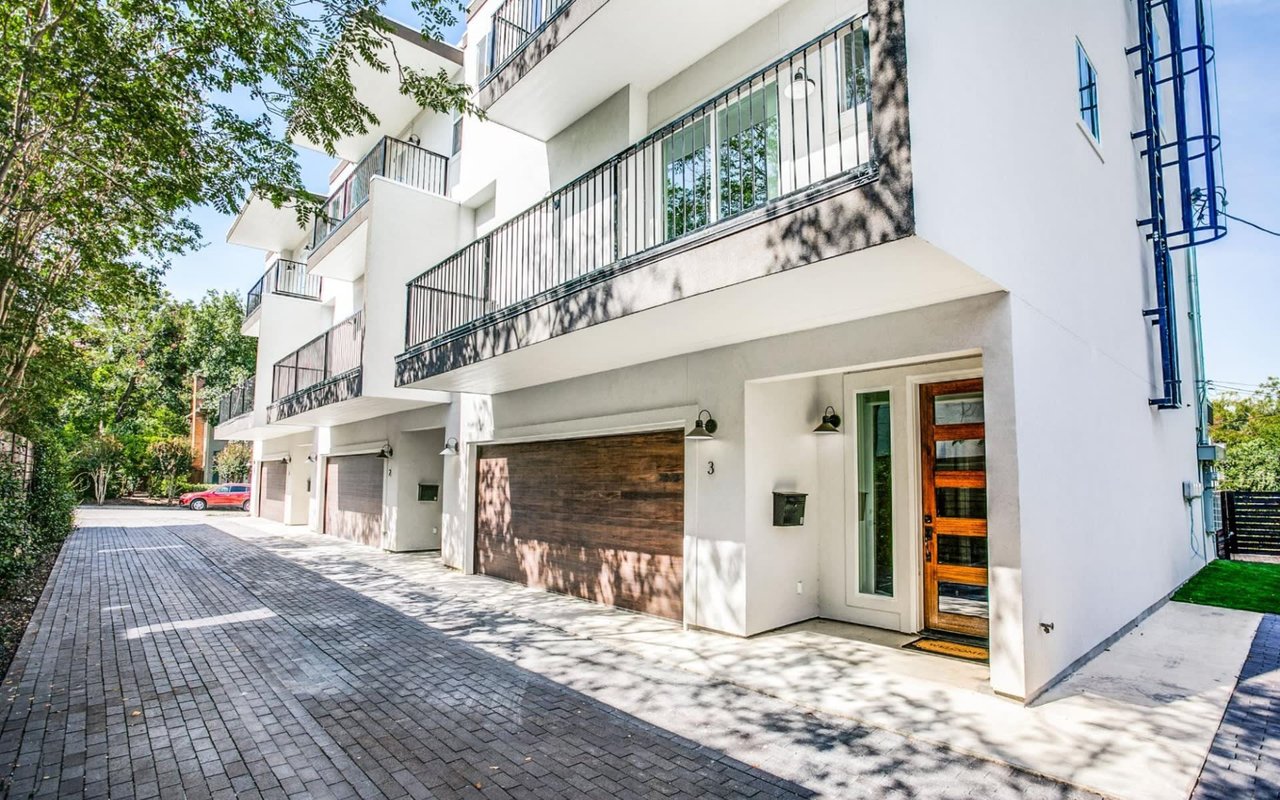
[217,0,1228,702]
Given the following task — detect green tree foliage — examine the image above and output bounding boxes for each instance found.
[148,436,193,502]
[1211,378,1280,491]
[215,441,253,484]
[0,0,474,428]
[0,436,75,584]
[182,290,256,405]
[74,433,124,506]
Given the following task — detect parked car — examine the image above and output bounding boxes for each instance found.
[180,484,251,511]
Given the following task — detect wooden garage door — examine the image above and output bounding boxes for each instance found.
[475,430,684,620]
[259,461,287,523]
[324,454,384,547]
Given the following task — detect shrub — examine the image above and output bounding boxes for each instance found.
[215,441,252,483]
[148,437,193,503]
[0,465,27,584]
[27,437,76,553]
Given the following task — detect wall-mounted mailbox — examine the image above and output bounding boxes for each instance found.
[772,492,808,527]
[417,483,440,502]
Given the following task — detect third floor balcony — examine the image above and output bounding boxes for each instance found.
[474,0,802,140]
[242,259,324,337]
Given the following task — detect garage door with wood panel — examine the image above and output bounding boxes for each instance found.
[475,430,684,620]
[324,454,384,547]
[258,461,287,523]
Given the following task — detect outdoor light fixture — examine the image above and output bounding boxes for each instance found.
[784,67,816,101]
[686,410,718,440]
[407,134,421,146]
[280,456,291,465]
[439,437,459,456]
[306,453,316,463]
[813,406,842,434]
[376,445,394,460]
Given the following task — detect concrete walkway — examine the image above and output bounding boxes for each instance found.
[1,511,1096,799]
[183,509,1261,800]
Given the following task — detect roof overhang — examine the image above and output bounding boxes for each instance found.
[226,193,310,253]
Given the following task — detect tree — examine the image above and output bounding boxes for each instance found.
[215,442,253,484]
[149,437,193,503]
[1211,377,1280,491]
[182,291,257,405]
[74,432,124,506]
[0,0,477,430]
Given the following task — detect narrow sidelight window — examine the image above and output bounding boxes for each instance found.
[857,391,893,597]
[1077,41,1100,140]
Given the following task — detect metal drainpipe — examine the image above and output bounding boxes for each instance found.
[1186,247,1217,542]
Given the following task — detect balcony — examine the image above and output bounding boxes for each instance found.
[217,377,255,423]
[405,19,875,351]
[307,137,449,278]
[475,0,797,140]
[269,312,364,422]
[241,260,324,336]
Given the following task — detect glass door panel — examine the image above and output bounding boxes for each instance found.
[856,391,893,597]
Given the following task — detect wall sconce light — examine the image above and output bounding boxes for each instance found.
[407,134,421,146]
[686,410,718,440]
[439,437,459,456]
[306,453,316,463]
[813,405,842,434]
[280,456,291,465]
[376,445,394,460]
[784,67,816,101]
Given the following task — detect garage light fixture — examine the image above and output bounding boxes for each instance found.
[376,445,394,459]
[280,456,291,465]
[439,437,459,456]
[686,410,718,440]
[813,406,842,434]
[306,453,316,463]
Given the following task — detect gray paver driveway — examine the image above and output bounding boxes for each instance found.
[0,515,1095,799]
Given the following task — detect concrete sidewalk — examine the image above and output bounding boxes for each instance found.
[85,507,1259,800]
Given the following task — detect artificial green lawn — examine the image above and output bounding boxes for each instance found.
[1173,559,1280,615]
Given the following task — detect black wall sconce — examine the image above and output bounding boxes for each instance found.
[306,453,316,463]
[280,456,291,465]
[813,405,842,434]
[686,409,718,440]
[376,445,394,460]
[439,437,459,456]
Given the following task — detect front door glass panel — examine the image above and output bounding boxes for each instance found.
[856,391,893,597]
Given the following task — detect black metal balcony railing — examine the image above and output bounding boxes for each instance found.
[244,260,323,319]
[217,376,255,422]
[245,274,266,317]
[408,17,873,350]
[272,312,364,402]
[484,0,573,84]
[310,137,449,252]
[272,259,323,300]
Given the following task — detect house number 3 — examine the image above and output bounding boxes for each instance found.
[707,461,715,475]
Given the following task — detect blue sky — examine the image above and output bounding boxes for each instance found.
[163,2,1278,390]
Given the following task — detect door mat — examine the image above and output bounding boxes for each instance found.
[902,637,989,663]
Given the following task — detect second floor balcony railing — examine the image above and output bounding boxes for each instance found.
[310,137,449,253]
[245,274,266,317]
[483,0,574,83]
[272,312,364,402]
[407,16,873,350]
[217,376,255,422]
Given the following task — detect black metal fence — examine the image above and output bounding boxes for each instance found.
[311,137,449,252]
[217,377,255,422]
[408,16,874,350]
[1221,491,1280,558]
[273,259,323,300]
[272,312,364,402]
[484,0,573,82]
[245,273,266,317]
[0,431,34,490]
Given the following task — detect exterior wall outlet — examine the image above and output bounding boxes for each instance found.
[796,581,803,595]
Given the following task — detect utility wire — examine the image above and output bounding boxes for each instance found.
[1223,211,1280,238]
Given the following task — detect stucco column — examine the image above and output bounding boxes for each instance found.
[441,393,494,572]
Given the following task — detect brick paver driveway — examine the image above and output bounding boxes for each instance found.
[0,516,1095,799]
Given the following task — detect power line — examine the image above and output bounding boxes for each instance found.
[1224,211,1280,238]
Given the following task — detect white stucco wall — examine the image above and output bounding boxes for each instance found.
[907,0,1207,695]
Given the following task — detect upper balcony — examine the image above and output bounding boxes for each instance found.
[269,312,366,424]
[474,0,798,140]
[242,260,324,336]
[212,376,258,441]
[307,136,451,281]
[295,19,464,162]
[400,11,1001,392]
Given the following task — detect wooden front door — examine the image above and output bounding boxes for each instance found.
[921,379,990,638]
[474,430,685,620]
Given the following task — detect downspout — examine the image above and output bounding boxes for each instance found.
[1186,248,1220,553]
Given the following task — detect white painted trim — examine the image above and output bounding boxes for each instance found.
[1076,118,1105,163]
[325,439,390,458]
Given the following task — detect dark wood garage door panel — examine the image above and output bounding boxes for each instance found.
[324,455,384,548]
[475,430,684,620]
[259,462,287,523]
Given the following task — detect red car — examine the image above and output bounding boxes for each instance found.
[180,483,252,511]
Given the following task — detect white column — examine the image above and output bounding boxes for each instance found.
[441,393,494,572]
